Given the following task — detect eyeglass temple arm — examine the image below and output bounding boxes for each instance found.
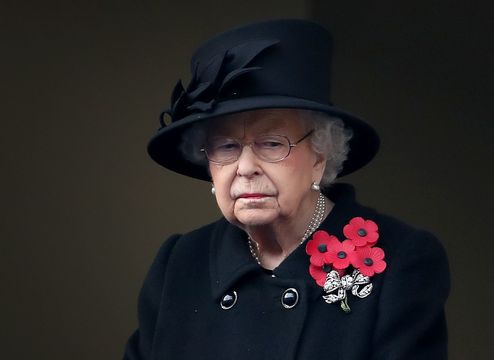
[290,129,314,147]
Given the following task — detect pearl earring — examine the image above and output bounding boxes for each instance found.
[311,181,320,191]
[211,185,216,195]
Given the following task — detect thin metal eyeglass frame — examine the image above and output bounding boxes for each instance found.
[200,129,314,165]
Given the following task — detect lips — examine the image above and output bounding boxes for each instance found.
[238,193,268,199]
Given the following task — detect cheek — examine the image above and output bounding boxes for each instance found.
[210,165,236,218]
[275,178,308,211]
[269,159,315,210]
[274,161,313,190]
[216,190,234,218]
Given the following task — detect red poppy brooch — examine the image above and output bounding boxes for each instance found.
[306,217,387,313]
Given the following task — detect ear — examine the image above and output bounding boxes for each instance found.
[312,152,327,183]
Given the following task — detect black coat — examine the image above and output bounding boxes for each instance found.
[124,184,449,360]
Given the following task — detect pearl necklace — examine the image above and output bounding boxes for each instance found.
[248,192,327,266]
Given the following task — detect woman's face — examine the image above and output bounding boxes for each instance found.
[208,109,326,230]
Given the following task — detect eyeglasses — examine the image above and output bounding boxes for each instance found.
[201,130,314,165]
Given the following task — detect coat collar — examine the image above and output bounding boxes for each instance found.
[209,183,363,301]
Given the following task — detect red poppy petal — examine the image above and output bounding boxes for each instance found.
[316,276,327,286]
[333,258,351,269]
[313,230,332,242]
[365,219,378,232]
[343,224,354,239]
[371,247,385,260]
[309,264,325,279]
[350,237,368,247]
[366,232,379,243]
[306,239,324,255]
[323,251,337,264]
[310,254,325,266]
[342,240,356,251]
[349,254,362,268]
[359,266,375,277]
[305,241,315,255]
[373,260,387,273]
[364,239,378,247]
[309,265,328,287]
[350,217,365,227]
[329,234,340,242]
[327,236,341,248]
[362,245,374,254]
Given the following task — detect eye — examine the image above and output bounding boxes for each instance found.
[262,141,283,148]
[210,138,241,152]
[218,143,240,151]
[257,136,285,149]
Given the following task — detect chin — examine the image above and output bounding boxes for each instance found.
[234,209,279,227]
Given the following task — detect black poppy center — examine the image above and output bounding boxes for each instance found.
[358,228,367,237]
[322,264,332,273]
[364,258,374,266]
[318,244,328,253]
[337,251,347,259]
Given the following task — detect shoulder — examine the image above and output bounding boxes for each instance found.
[153,218,229,263]
[326,183,449,290]
[349,201,450,303]
[354,212,450,358]
[360,205,449,283]
[174,217,229,247]
[328,183,448,263]
[374,212,447,259]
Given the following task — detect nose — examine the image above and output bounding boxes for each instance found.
[236,144,262,177]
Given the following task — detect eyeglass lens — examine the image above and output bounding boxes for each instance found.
[205,135,291,163]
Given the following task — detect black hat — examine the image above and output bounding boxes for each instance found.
[148,19,379,180]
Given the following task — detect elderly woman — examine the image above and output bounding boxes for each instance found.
[124,20,449,360]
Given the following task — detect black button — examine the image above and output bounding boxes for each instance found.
[220,291,237,310]
[281,288,299,309]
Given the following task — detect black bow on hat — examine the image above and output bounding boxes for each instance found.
[163,39,279,123]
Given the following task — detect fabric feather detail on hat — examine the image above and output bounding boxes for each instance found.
[161,39,279,126]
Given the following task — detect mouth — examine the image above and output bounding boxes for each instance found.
[237,193,270,199]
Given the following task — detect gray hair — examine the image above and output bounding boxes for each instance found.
[179,109,353,186]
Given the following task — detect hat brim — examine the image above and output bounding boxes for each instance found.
[147,95,379,181]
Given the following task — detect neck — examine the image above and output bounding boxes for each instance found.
[247,192,333,269]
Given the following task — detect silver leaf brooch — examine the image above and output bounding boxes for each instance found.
[306,217,387,313]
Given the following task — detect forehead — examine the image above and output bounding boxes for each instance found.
[207,109,305,136]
